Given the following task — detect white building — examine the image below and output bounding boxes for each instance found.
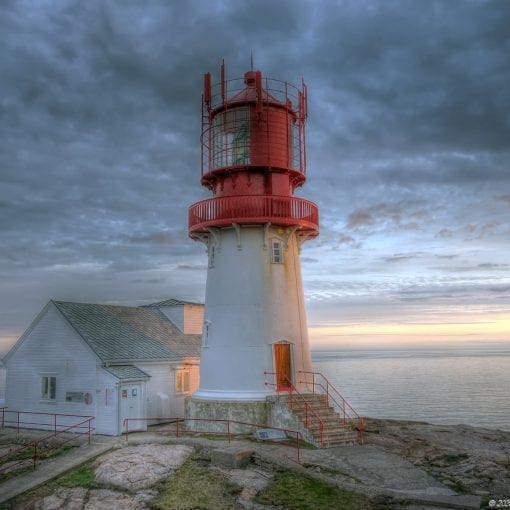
[2,299,202,435]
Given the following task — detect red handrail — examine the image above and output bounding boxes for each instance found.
[0,413,94,474]
[264,371,324,447]
[299,371,364,444]
[123,416,304,463]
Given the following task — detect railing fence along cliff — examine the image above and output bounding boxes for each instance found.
[264,371,324,448]
[123,417,304,463]
[298,371,365,444]
[0,409,94,473]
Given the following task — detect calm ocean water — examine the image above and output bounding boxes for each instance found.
[311,344,510,431]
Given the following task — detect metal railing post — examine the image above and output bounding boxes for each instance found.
[125,419,129,442]
[32,442,37,470]
[88,418,91,444]
[54,413,57,436]
[17,411,20,440]
[176,418,180,438]
[227,419,231,443]
[296,432,300,463]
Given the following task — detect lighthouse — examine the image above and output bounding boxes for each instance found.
[186,62,319,426]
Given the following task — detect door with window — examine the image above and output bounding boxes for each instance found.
[120,384,143,431]
[274,343,292,391]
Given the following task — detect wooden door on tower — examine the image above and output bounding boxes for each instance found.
[274,343,292,391]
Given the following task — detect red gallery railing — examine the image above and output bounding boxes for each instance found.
[299,371,365,444]
[189,194,319,235]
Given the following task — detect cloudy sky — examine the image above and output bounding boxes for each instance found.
[1,0,509,354]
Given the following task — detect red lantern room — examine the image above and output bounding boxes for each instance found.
[188,62,319,238]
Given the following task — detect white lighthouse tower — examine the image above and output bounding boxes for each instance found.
[186,63,319,425]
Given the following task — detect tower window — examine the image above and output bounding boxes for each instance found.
[271,239,283,263]
[203,320,211,347]
[208,244,215,268]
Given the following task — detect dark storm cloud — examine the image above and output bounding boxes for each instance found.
[0,0,509,344]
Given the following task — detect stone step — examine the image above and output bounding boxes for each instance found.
[310,430,359,443]
[281,393,362,448]
[283,394,327,403]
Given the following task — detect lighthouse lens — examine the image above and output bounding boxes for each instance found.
[211,107,250,168]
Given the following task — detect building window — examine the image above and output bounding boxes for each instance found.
[41,376,56,401]
[271,239,283,263]
[175,369,190,393]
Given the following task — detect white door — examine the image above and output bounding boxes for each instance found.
[120,384,143,431]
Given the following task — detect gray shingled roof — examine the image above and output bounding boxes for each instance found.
[53,301,201,362]
[103,365,150,380]
[144,298,203,307]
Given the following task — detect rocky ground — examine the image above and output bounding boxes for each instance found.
[364,418,510,497]
[2,419,509,509]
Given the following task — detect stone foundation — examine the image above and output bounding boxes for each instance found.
[185,397,270,433]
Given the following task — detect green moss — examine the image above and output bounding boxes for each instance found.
[2,461,108,509]
[56,463,102,489]
[255,470,387,510]
[152,457,241,510]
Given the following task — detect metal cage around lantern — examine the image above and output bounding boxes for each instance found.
[200,66,308,185]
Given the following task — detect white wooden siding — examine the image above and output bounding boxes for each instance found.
[135,362,172,420]
[94,368,119,435]
[183,304,204,334]
[4,304,103,432]
[136,361,200,418]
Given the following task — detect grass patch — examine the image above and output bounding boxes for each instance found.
[56,463,102,489]
[0,465,33,483]
[152,456,241,510]
[0,444,75,483]
[255,470,389,510]
[2,461,108,509]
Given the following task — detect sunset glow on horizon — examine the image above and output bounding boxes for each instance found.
[309,317,510,349]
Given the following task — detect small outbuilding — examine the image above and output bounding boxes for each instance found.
[2,299,203,435]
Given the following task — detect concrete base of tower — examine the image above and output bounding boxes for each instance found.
[185,397,270,433]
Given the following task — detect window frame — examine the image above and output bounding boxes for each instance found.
[41,375,57,401]
[270,238,284,264]
[175,368,191,394]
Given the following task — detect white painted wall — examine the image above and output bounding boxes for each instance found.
[183,304,204,334]
[94,368,119,435]
[194,225,313,401]
[4,303,101,431]
[137,361,200,418]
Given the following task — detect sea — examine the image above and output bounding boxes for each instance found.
[311,343,510,432]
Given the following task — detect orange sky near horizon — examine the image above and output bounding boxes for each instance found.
[309,314,510,348]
